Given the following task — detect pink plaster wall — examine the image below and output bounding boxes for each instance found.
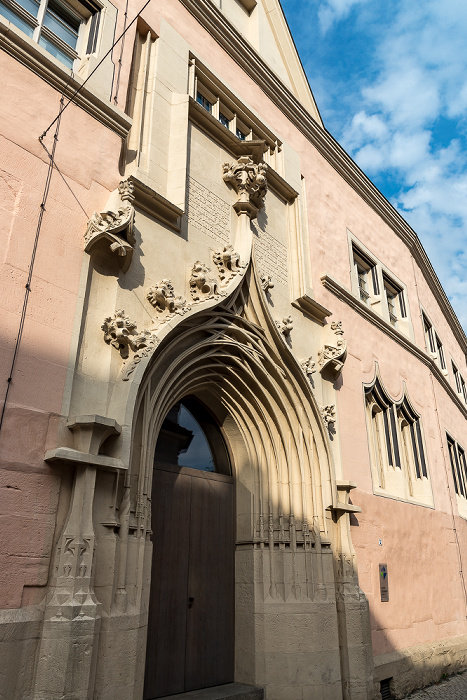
[0,50,123,607]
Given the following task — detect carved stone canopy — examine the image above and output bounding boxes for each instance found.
[318,321,348,378]
[84,179,136,272]
[223,156,268,219]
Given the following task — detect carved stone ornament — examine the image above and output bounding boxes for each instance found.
[213,245,242,284]
[320,404,336,426]
[301,357,316,377]
[260,272,274,293]
[189,261,221,302]
[146,279,190,326]
[222,156,268,218]
[84,179,136,272]
[276,315,293,336]
[318,320,348,378]
[102,310,159,364]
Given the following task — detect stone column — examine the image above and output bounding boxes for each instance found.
[32,416,121,700]
[333,481,374,700]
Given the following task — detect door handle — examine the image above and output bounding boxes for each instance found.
[188,597,194,609]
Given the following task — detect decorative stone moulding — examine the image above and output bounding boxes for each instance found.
[223,155,268,219]
[147,279,191,327]
[213,245,243,284]
[320,404,336,427]
[276,315,293,336]
[301,357,316,377]
[260,272,274,293]
[318,320,348,378]
[101,310,159,381]
[189,261,222,302]
[84,179,136,272]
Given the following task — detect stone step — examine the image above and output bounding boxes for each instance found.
[155,683,264,700]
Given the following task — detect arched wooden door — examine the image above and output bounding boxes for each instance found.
[144,398,235,699]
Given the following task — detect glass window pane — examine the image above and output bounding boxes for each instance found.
[0,1,35,35]
[43,10,78,48]
[13,0,39,16]
[39,34,74,68]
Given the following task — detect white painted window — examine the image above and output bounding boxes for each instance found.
[0,0,100,68]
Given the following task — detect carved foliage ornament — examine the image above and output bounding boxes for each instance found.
[213,245,243,285]
[276,315,293,337]
[189,261,221,302]
[301,357,316,377]
[260,272,274,293]
[320,404,336,426]
[147,279,190,326]
[223,156,268,217]
[85,179,136,272]
[318,320,348,377]
[102,310,159,370]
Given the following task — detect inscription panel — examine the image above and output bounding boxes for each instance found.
[187,176,230,246]
[253,223,288,286]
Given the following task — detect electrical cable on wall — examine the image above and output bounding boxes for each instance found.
[1,0,153,434]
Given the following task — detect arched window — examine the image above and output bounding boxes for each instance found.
[364,375,430,503]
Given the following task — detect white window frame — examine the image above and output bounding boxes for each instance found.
[0,0,101,70]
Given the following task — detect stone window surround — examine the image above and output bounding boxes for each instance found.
[363,370,434,509]
[0,0,127,136]
[348,231,414,340]
[420,307,449,378]
[189,54,284,174]
[446,431,467,520]
[451,358,467,405]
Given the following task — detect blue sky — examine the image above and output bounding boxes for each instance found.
[280,0,467,332]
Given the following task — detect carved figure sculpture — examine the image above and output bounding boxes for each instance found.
[276,315,293,336]
[260,272,274,293]
[318,320,348,377]
[213,245,242,284]
[222,156,268,216]
[147,279,189,316]
[85,179,136,272]
[189,261,219,302]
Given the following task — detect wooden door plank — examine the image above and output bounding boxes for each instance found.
[184,477,235,692]
[144,469,191,699]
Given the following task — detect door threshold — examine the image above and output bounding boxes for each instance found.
[155,683,264,700]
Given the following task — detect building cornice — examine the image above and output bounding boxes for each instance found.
[0,19,132,139]
[321,273,467,419]
[181,0,466,351]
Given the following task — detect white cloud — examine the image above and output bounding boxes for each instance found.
[318,0,370,33]
[333,0,467,330]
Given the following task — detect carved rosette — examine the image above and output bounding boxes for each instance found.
[320,404,336,427]
[213,245,242,285]
[146,279,190,327]
[102,310,159,376]
[223,156,268,219]
[276,315,293,336]
[189,261,222,302]
[318,320,348,378]
[260,272,274,293]
[84,179,136,272]
[301,357,316,378]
